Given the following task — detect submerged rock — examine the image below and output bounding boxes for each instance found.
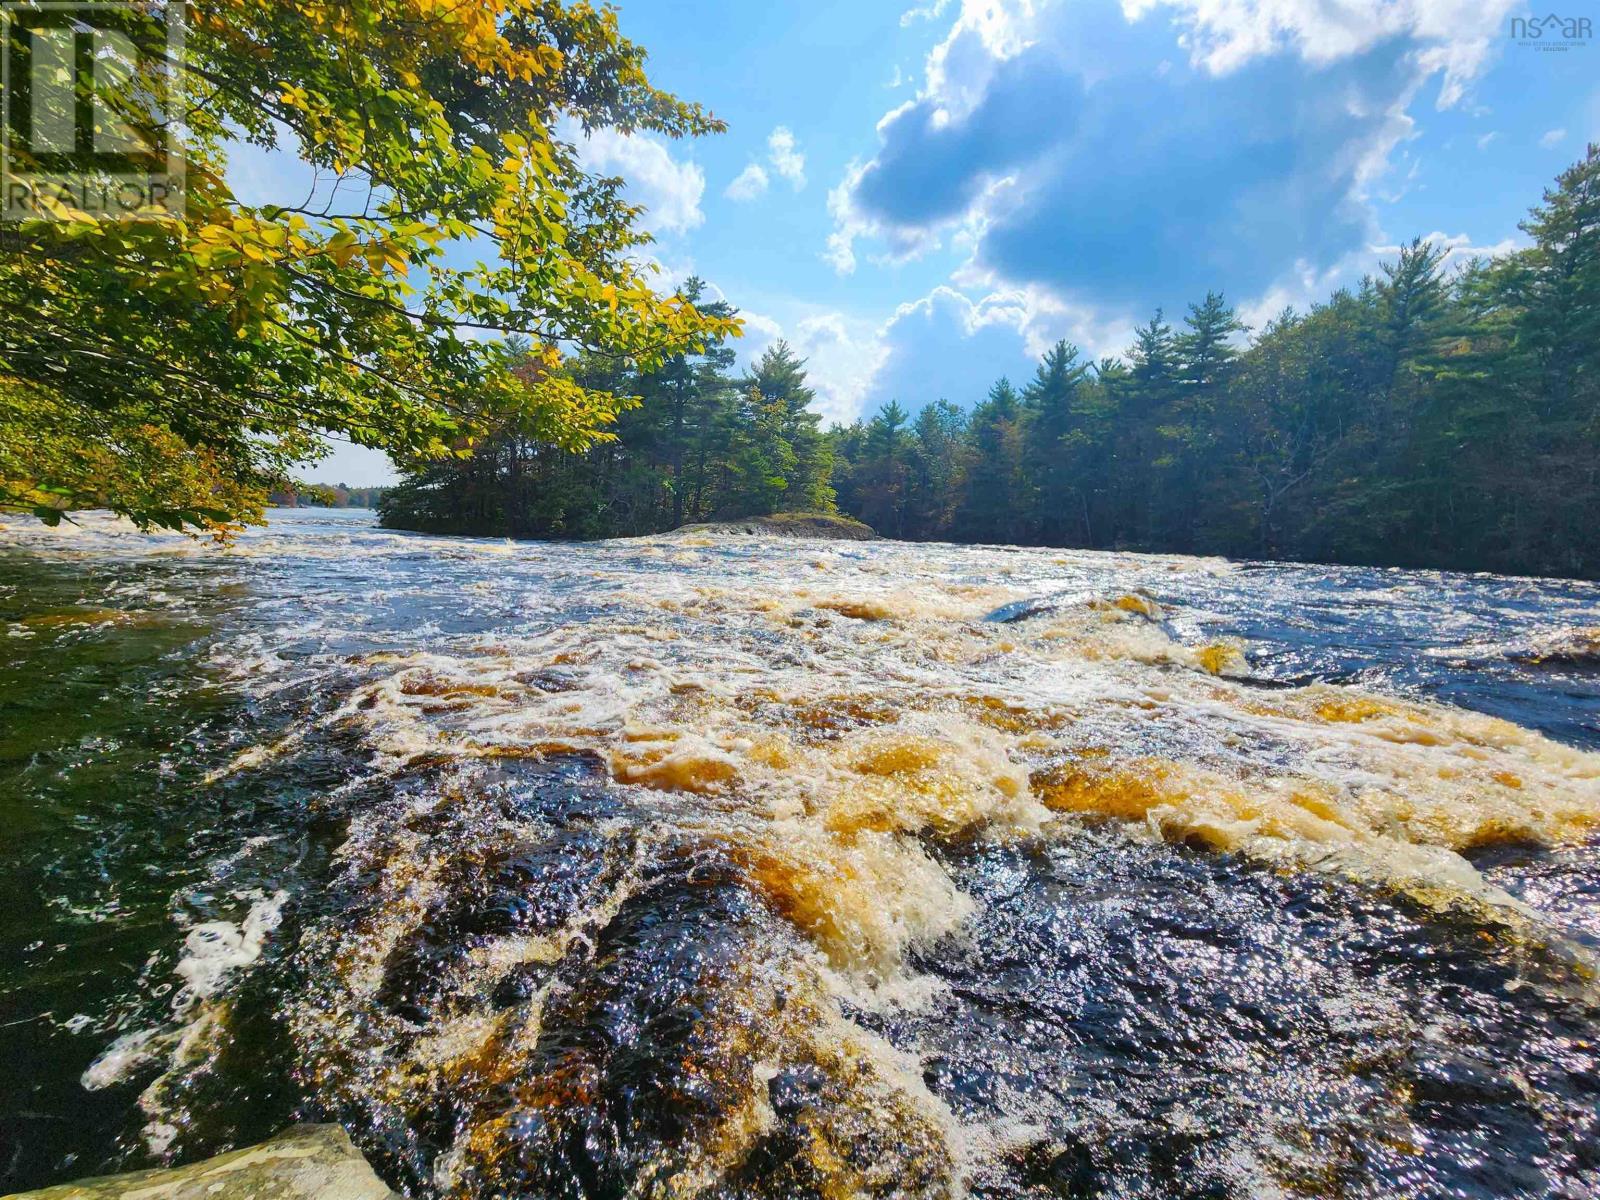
[3,1126,397,1200]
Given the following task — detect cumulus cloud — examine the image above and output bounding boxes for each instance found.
[727,127,806,205]
[865,282,1138,411]
[1373,229,1519,267]
[1231,228,1520,331]
[813,0,1536,422]
[575,127,705,235]
[1120,0,1519,108]
[1540,128,1568,148]
[746,281,1133,427]
[826,0,1514,320]
[922,0,1042,119]
[725,162,770,202]
[865,287,1048,411]
[768,127,807,190]
[825,178,863,274]
[736,309,889,427]
[901,0,956,26]
[795,313,894,424]
[737,309,787,347]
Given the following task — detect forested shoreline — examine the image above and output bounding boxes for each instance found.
[269,483,387,509]
[379,281,837,539]
[383,146,1600,579]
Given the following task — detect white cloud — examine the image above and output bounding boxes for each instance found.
[574,127,705,235]
[629,250,703,296]
[791,313,894,425]
[725,162,770,202]
[902,0,957,26]
[745,278,1138,428]
[1372,229,1520,266]
[826,0,1524,320]
[727,127,807,206]
[1540,127,1568,148]
[768,126,807,190]
[729,304,880,426]
[824,230,859,276]
[737,309,787,348]
[824,156,960,277]
[1119,0,1520,108]
[949,271,1135,359]
[859,281,1143,413]
[821,0,1538,415]
[924,0,1042,118]
[740,309,889,427]
[825,171,866,274]
[1477,131,1499,150]
[1232,249,1377,329]
[1237,228,1521,331]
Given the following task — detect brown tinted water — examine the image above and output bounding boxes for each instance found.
[2,509,1599,1198]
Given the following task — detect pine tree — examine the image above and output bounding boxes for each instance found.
[1128,309,1179,415]
[1514,142,1600,413]
[904,401,968,539]
[723,385,797,516]
[1175,292,1248,400]
[640,278,739,528]
[855,401,911,537]
[747,342,835,513]
[956,379,1025,544]
[1022,341,1091,544]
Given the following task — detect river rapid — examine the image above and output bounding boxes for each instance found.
[2,508,1600,1199]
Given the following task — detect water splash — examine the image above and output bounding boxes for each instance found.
[4,509,1600,1197]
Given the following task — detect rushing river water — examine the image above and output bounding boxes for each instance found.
[3,508,1600,1199]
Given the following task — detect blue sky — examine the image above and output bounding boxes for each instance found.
[300,0,1599,485]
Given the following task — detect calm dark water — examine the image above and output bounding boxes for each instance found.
[1,509,1598,1198]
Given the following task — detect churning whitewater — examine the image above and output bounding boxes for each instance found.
[3,509,1599,1198]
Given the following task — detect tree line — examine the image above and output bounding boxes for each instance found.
[385,146,1599,579]
[269,484,388,509]
[380,282,834,538]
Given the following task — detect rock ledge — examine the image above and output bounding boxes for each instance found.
[2,1125,397,1200]
[672,512,878,540]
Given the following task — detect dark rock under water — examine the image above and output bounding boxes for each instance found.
[2,509,1599,1198]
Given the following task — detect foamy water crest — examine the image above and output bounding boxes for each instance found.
[6,509,1600,1197]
